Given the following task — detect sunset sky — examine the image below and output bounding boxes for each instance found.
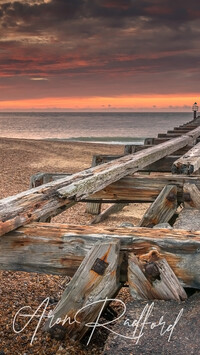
[0,0,200,111]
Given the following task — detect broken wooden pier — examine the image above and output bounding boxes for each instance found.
[1,113,200,341]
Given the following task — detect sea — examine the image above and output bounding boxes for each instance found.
[0,112,193,145]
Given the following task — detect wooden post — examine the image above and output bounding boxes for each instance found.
[183,183,200,208]
[172,142,200,175]
[43,240,121,341]
[128,250,187,300]
[139,185,177,227]
[85,156,102,215]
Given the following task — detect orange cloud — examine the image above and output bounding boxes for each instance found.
[0,94,198,111]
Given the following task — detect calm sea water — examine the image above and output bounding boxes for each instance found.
[0,112,192,144]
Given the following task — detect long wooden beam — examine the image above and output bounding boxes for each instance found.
[2,130,200,236]
[92,154,180,172]
[172,142,200,175]
[30,173,200,203]
[1,222,200,288]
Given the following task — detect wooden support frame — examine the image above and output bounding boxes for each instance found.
[183,183,200,208]
[128,250,187,300]
[2,130,200,236]
[1,222,200,289]
[43,240,121,341]
[172,142,200,175]
[139,185,177,227]
[29,173,200,204]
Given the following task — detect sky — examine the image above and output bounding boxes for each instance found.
[0,0,200,111]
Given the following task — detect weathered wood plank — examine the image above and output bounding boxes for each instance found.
[172,142,200,175]
[85,156,102,215]
[158,133,182,138]
[133,145,194,155]
[43,240,121,341]
[2,222,200,288]
[89,154,180,172]
[30,173,200,204]
[128,250,187,300]
[2,131,200,236]
[183,183,200,208]
[139,185,177,227]
[90,203,128,224]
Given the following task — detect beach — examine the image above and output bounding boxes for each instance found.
[0,137,147,355]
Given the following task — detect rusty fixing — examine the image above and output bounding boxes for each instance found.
[91,257,109,275]
[144,262,160,282]
[183,192,192,202]
[166,192,176,202]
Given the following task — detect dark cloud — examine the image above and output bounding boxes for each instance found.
[0,0,200,101]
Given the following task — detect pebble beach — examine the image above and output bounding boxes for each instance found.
[0,137,147,355]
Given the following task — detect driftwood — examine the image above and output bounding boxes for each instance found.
[172,142,200,175]
[90,203,128,224]
[2,131,200,236]
[128,250,187,300]
[139,185,177,227]
[1,222,200,288]
[43,240,121,341]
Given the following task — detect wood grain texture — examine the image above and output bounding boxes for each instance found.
[172,142,200,175]
[128,251,187,300]
[183,183,200,208]
[1,222,200,288]
[139,185,177,227]
[30,173,200,204]
[43,240,121,341]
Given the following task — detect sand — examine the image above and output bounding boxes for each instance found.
[0,137,147,355]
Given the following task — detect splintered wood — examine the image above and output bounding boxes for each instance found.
[172,142,200,175]
[139,185,177,227]
[128,250,187,301]
[43,241,120,341]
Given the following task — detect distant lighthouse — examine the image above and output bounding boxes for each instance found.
[192,102,198,119]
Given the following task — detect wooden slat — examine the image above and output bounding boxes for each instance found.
[133,145,194,155]
[43,240,120,341]
[2,131,200,236]
[2,222,200,288]
[128,250,187,300]
[30,173,200,204]
[172,142,200,175]
[90,203,128,224]
[91,174,200,203]
[139,185,177,227]
[91,154,180,172]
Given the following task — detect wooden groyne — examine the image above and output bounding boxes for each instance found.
[1,112,200,342]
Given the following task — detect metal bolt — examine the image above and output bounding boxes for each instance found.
[91,258,109,275]
[167,192,176,202]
